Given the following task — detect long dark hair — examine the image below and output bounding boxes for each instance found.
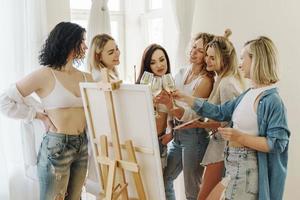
[136,44,171,84]
[39,22,86,70]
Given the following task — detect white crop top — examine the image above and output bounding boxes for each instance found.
[41,70,87,109]
[232,85,275,135]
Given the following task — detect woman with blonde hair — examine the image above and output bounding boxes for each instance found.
[158,32,215,200]
[197,29,247,200]
[87,33,120,81]
[173,36,290,200]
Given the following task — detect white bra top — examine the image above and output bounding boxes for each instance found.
[41,69,87,110]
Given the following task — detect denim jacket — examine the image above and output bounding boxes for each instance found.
[192,88,290,200]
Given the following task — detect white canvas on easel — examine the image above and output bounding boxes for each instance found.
[80,82,166,200]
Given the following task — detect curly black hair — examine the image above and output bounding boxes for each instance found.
[39,22,86,70]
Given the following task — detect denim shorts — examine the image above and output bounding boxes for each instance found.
[224,147,258,200]
[37,131,88,200]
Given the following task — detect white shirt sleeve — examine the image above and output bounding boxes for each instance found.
[0,84,42,122]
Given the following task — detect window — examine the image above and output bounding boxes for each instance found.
[145,0,164,45]
[149,0,162,10]
[70,0,125,75]
[70,0,175,83]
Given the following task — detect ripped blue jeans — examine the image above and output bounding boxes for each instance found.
[37,131,88,200]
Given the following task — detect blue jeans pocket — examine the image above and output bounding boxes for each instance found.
[47,136,65,160]
[246,167,258,195]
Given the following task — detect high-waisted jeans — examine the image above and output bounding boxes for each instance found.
[37,131,88,200]
[163,128,209,200]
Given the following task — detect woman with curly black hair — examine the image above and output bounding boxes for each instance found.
[0,22,93,199]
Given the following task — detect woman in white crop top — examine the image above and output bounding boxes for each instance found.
[0,22,93,200]
[157,33,215,200]
[87,34,120,81]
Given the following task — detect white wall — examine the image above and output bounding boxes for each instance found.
[192,0,300,199]
[46,0,70,31]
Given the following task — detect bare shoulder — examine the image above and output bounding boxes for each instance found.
[16,67,52,97]
[199,75,214,87]
[72,68,94,82]
[18,67,51,84]
[83,72,94,82]
[193,75,214,98]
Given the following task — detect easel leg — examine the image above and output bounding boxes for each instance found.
[105,161,117,200]
[100,135,109,191]
[125,140,147,200]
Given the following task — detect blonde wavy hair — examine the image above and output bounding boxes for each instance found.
[86,34,118,75]
[192,32,215,78]
[206,29,245,87]
[244,36,279,85]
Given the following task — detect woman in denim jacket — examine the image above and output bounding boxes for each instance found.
[173,36,290,200]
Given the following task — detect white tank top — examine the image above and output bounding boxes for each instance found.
[175,67,204,95]
[175,67,204,108]
[41,69,87,110]
[232,85,275,135]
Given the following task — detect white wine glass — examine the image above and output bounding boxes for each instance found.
[162,73,177,108]
[140,71,154,85]
[162,73,176,93]
[151,77,163,117]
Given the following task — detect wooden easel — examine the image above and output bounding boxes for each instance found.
[80,69,146,200]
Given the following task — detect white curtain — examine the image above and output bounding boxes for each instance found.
[169,0,197,199]
[0,0,47,199]
[87,0,111,47]
[171,0,196,68]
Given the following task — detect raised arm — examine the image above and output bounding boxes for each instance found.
[169,75,214,121]
[173,89,239,122]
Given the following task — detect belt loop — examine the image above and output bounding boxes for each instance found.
[65,134,68,143]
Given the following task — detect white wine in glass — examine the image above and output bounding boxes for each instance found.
[151,77,163,118]
[162,73,176,93]
[140,71,154,85]
[151,77,163,97]
[162,73,178,108]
